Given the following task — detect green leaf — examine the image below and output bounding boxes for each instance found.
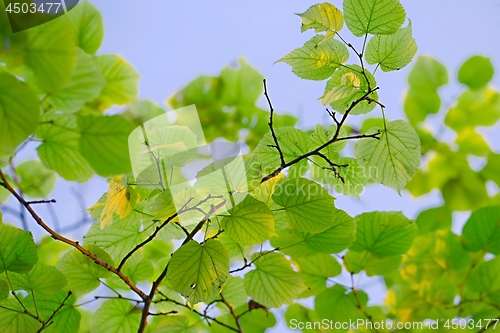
[0,280,7,300]
[458,55,494,89]
[8,263,66,296]
[78,115,134,176]
[323,65,378,115]
[404,88,441,124]
[445,87,500,131]
[47,48,106,113]
[166,240,229,304]
[355,120,421,192]
[244,252,306,308]
[0,298,40,333]
[365,22,417,71]
[36,113,94,182]
[0,224,37,274]
[93,55,140,109]
[285,304,322,332]
[255,127,309,178]
[56,245,113,294]
[461,206,500,254]
[92,299,141,333]
[407,56,448,91]
[296,254,341,296]
[272,178,335,233]
[467,257,500,304]
[156,316,197,333]
[277,35,349,80]
[23,18,77,93]
[297,3,344,34]
[456,128,490,156]
[83,217,144,262]
[220,276,248,308]
[66,0,104,54]
[16,160,57,199]
[37,292,80,333]
[350,211,417,257]
[122,100,165,126]
[271,209,356,257]
[0,72,40,156]
[343,250,401,276]
[221,194,276,245]
[343,0,406,37]
[219,58,263,105]
[416,205,452,234]
[315,285,366,325]
[308,124,347,155]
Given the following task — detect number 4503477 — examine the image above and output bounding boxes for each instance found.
[443,318,499,330]
[5,2,63,14]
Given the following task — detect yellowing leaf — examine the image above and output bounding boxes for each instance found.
[99,177,138,228]
[298,3,344,34]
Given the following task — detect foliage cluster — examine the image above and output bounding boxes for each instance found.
[0,1,499,333]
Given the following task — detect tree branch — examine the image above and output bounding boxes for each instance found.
[0,169,148,301]
[263,79,286,166]
[260,87,379,183]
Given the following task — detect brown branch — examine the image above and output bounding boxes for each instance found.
[137,200,226,333]
[221,293,243,333]
[263,79,286,166]
[350,273,378,333]
[0,170,148,301]
[260,87,379,183]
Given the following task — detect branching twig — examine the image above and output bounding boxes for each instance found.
[0,169,148,301]
[37,291,72,333]
[336,131,381,142]
[263,79,286,166]
[261,87,379,183]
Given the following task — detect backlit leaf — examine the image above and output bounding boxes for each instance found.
[343,0,406,36]
[277,35,349,80]
[166,240,229,304]
[355,120,421,192]
[365,22,417,71]
[0,72,40,156]
[244,252,306,308]
[298,3,344,34]
[272,178,335,233]
[350,211,417,257]
[221,194,276,245]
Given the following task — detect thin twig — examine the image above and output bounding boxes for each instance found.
[26,199,56,205]
[261,87,379,183]
[221,293,243,333]
[263,79,286,166]
[37,291,72,333]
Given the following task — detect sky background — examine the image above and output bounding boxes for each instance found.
[3,1,500,331]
